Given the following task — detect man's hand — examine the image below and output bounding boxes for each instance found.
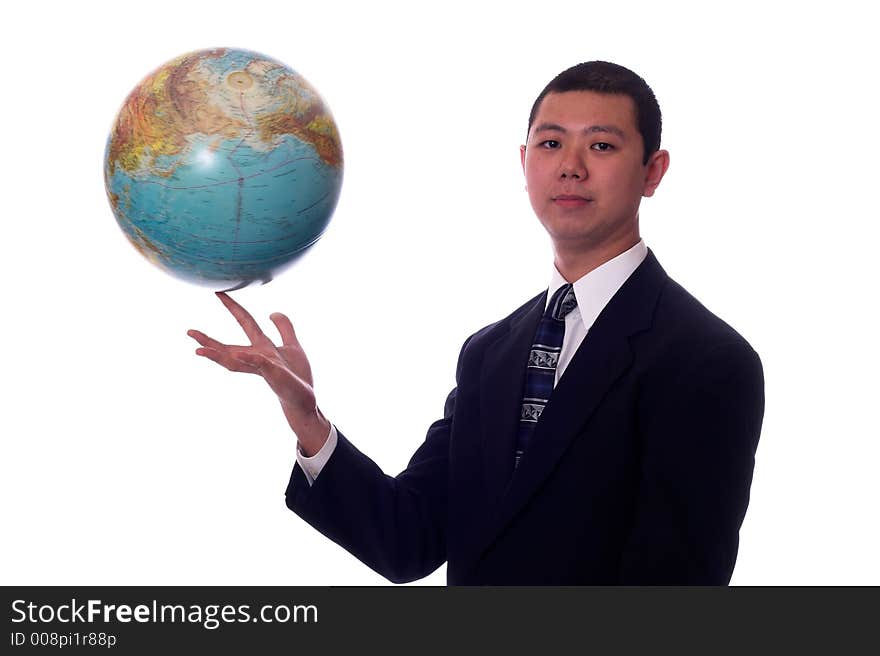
[187,292,330,456]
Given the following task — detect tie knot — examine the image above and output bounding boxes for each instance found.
[547,283,577,321]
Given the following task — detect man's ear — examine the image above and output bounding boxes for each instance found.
[642,149,670,197]
[520,144,527,174]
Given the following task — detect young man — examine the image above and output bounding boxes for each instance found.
[189,61,765,585]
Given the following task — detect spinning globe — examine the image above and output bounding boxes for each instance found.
[103,48,343,289]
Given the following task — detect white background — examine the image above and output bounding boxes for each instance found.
[1,0,877,585]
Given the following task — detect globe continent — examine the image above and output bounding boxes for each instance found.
[104,48,343,289]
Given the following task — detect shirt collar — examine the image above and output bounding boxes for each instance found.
[546,239,648,332]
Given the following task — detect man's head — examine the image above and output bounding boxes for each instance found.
[527,61,662,165]
[521,62,669,275]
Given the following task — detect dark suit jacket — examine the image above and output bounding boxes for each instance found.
[286,250,765,584]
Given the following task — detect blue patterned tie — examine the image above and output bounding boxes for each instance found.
[514,283,578,469]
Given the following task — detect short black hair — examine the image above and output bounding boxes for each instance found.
[527,61,662,165]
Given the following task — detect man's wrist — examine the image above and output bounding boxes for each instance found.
[294,407,331,457]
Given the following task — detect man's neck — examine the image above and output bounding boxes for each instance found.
[552,234,642,283]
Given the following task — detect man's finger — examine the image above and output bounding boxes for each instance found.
[270,313,299,347]
[187,329,237,351]
[195,347,258,374]
[216,292,269,346]
[233,351,264,368]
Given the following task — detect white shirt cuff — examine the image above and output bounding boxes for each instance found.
[295,423,338,486]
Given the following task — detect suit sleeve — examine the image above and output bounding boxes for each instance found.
[618,340,765,584]
[284,337,471,584]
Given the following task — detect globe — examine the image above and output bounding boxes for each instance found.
[103,48,343,289]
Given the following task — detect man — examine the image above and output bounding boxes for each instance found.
[188,61,765,585]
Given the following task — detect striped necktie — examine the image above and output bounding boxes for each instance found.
[514,283,578,469]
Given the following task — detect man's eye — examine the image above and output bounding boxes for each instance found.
[591,142,614,152]
[540,140,560,149]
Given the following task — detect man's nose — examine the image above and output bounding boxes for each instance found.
[559,152,587,179]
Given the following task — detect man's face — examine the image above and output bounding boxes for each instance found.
[521,91,667,255]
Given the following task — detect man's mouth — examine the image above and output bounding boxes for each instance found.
[552,194,593,206]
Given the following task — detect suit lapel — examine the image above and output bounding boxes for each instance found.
[469,250,668,568]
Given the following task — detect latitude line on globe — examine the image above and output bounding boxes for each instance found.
[136,155,319,191]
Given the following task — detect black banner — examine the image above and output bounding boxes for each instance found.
[2,587,876,653]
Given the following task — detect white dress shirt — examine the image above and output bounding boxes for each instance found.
[296,239,649,485]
